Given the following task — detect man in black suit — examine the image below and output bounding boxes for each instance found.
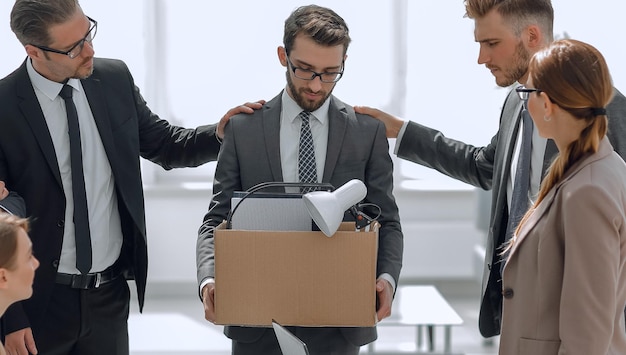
[0,1,259,354]
[196,5,403,355]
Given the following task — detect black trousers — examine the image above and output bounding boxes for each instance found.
[34,276,130,355]
[232,327,360,355]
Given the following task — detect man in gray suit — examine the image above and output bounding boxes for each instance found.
[355,0,626,339]
[196,5,403,355]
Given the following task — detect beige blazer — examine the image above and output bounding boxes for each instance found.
[499,138,626,355]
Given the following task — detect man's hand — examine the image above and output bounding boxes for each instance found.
[375,278,394,322]
[201,282,217,323]
[0,181,9,200]
[217,100,266,140]
[354,106,404,139]
[4,328,38,355]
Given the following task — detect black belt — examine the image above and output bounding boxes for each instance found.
[55,264,123,289]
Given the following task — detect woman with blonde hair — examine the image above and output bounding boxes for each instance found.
[500,39,626,354]
[0,215,39,355]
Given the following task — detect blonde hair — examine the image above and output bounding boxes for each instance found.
[464,0,554,42]
[0,215,30,271]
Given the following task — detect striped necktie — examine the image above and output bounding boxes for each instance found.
[297,111,317,192]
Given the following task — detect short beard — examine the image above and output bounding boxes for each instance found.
[73,58,94,79]
[497,40,530,87]
[285,70,333,112]
[74,67,93,80]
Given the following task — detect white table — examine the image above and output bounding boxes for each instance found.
[367,285,464,354]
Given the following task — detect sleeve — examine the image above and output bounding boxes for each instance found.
[558,184,623,354]
[363,120,404,286]
[196,120,242,286]
[113,59,223,169]
[606,87,626,160]
[397,120,496,190]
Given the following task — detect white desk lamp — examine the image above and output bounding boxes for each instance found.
[302,179,367,237]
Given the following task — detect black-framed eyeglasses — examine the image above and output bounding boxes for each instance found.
[31,16,97,59]
[515,86,542,101]
[286,56,344,83]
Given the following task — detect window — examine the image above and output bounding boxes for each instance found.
[2,0,625,189]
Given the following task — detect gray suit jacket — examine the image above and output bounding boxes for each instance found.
[0,192,26,217]
[396,87,626,337]
[500,138,626,354]
[196,92,403,346]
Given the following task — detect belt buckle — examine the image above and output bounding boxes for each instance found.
[95,272,102,288]
[70,273,101,289]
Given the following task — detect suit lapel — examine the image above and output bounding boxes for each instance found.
[81,71,120,176]
[490,89,524,248]
[16,62,63,188]
[262,94,284,181]
[265,93,348,183]
[322,96,348,182]
[497,89,525,193]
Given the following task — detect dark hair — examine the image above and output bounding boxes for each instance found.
[528,39,612,206]
[283,4,351,56]
[464,0,554,42]
[0,215,30,271]
[11,0,80,46]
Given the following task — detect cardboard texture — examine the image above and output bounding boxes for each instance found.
[214,221,378,327]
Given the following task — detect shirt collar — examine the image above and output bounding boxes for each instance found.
[281,89,330,125]
[26,58,82,100]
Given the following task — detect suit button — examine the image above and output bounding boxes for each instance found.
[57,220,65,228]
[52,260,59,268]
[502,288,514,299]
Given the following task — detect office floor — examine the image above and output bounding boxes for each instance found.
[128,280,499,355]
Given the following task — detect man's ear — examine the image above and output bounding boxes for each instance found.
[277,46,287,67]
[526,25,542,50]
[25,44,42,60]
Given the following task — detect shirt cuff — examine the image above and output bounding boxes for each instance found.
[378,273,396,291]
[215,130,223,144]
[393,120,410,155]
[199,277,215,300]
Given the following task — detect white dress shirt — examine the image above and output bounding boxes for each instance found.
[279,90,329,187]
[27,59,123,274]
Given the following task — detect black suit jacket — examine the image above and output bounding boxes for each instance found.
[196,92,404,346]
[395,87,626,337]
[0,58,221,334]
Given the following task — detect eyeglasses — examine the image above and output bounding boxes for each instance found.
[31,16,97,59]
[515,86,542,101]
[286,56,344,83]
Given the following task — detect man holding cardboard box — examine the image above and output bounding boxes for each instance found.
[196,4,403,355]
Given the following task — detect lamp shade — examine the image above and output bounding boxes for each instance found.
[302,179,367,237]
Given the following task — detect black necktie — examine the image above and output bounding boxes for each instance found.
[59,85,92,274]
[504,109,534,245]
[297,111,318,192]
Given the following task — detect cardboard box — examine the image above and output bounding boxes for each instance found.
[214,221,378,327]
